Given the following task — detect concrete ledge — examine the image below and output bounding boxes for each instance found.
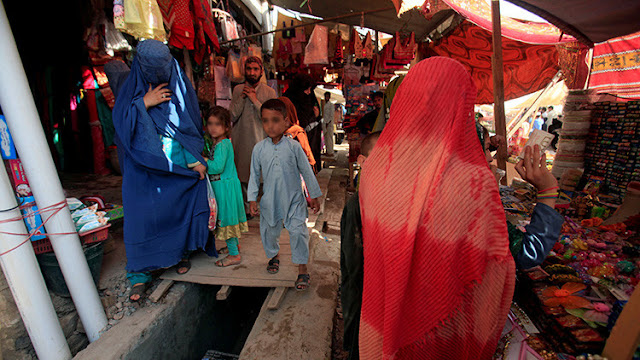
[74,283,218,360]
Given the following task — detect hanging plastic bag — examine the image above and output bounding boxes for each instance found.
[248,44,262,58]
[226,50,244,83]
[304,25,329,65]
[206,180,218,231]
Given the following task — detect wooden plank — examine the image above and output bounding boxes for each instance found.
[491,0,508,185]
[266,287,288,310]
[216,285,232,301]
[603,285,640,360]
[163,272,294,287]
[149,279,174,303]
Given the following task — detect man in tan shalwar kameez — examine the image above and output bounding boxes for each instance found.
[230,56,276,215]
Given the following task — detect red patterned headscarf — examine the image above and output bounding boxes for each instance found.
[358,57,515,359]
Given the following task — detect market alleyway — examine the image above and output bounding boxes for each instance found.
[54,142,354,360]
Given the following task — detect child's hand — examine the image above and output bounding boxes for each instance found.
[249,201,260,217]
[515,145,558,191]
[193,164,207,180]
[309,198,320,214]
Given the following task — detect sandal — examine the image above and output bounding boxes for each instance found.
[217,247,229,255]
[267,257,280,274]
[295,274,310,291]
[129,282,148,302]
[176,259,191,275]
[215,255,242,267]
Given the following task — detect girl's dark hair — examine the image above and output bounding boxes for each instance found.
[205,106,232,138]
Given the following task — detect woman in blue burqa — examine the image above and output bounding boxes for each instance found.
[113,40,212,301]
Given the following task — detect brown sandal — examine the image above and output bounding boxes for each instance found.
[215,256,242,267]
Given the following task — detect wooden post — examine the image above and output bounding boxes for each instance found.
[491,0,508,185]
[603,285,640,360]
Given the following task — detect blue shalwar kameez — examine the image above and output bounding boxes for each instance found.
[248,137,322,264]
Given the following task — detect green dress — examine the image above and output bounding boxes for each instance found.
[206,139,248,240]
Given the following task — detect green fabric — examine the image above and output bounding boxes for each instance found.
[226,237,239,256]
[340,192,363,359]
[95,91,116,147]
[507,221,524,260]
[372,75,404,132]
[207,139,247,229]
[127,271,152,286]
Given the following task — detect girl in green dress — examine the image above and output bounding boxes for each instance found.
[203,106,249,267]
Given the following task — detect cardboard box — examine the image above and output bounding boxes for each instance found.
[0,115,17,160]
[18,196,46,241]
[5,159,32,197]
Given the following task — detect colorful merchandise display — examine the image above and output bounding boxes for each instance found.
[584,101,640,199]
[499,175,640,358]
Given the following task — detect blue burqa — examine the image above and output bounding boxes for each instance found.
[112,40,209,272]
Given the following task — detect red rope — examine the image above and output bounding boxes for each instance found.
[0,200,77,257]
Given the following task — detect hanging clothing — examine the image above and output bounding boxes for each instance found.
[206,138,248,241]
[116,0,167,42]
[230,82,277,183]
[358,57,515,359]
[280,96,315,166]
[112,40,209,273]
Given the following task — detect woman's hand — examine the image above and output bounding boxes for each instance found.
[515,145,558,207]
[143,83,171,109]
[193,164,206,180]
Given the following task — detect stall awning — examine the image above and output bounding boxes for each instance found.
[504,0,640,47]
[432,21,559,104]
[268,0,456,41]
[588,32,640,99]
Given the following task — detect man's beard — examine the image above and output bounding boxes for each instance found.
[246,74,261,85]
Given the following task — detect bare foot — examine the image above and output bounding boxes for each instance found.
[215,255,242,267]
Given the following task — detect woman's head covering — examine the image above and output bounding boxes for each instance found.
[278,96,300,126]
[136,39,173,85]
[358,57,515,359]
[113,39,204,175]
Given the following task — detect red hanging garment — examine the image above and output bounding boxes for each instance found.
[393,31,416,61]
[85,90,110,175]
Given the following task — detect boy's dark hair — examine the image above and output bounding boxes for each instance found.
[548,105,554,110]
[261,98,288,119]
[324,91,331,97]
[361,131,382,157]
[205,106,232,137]
[371,91,384,100]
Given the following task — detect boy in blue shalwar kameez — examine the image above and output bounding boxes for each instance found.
[248,99,322,291]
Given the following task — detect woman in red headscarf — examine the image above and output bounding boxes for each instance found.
[279,96,316,168]
[358,57,515,359]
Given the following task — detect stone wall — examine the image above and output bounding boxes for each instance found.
[0,267,89,359]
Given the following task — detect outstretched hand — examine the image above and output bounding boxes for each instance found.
[143,83,171,109]
[515,145,558,192]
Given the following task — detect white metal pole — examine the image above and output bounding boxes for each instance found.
[0,0,108,342]
[0,161,72,360]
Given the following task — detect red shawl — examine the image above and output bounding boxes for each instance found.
[358,57,515,359]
